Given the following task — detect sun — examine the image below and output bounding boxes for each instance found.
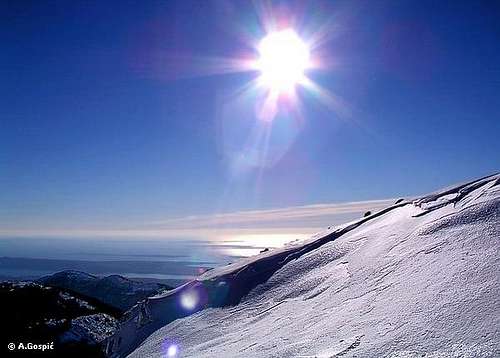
[256,29,311,93]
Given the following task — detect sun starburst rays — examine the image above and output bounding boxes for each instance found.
[157,5,347,183]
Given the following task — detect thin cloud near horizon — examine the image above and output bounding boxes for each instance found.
[148,198,397,228]
[0,198,398,239]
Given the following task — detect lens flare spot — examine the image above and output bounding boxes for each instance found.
[166,344,178,357]
[180,290,198,311]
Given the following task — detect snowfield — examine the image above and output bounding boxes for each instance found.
[107,174,499,358]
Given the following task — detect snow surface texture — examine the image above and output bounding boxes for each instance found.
[108,174,500,358]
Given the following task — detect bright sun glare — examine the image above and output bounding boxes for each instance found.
[257,29,310,92]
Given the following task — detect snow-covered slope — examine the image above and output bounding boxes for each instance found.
[107,174,499,358]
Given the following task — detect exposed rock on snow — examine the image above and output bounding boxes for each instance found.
[107,174,499,358]
[62,314,119,345]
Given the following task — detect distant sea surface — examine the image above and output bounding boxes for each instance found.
[0,235,303,286]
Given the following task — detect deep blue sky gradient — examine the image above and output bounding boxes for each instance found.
[1,0,499,231]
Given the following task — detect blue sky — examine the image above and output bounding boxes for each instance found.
[1,1,499,237]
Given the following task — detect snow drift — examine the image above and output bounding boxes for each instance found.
[107,174,499,357]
